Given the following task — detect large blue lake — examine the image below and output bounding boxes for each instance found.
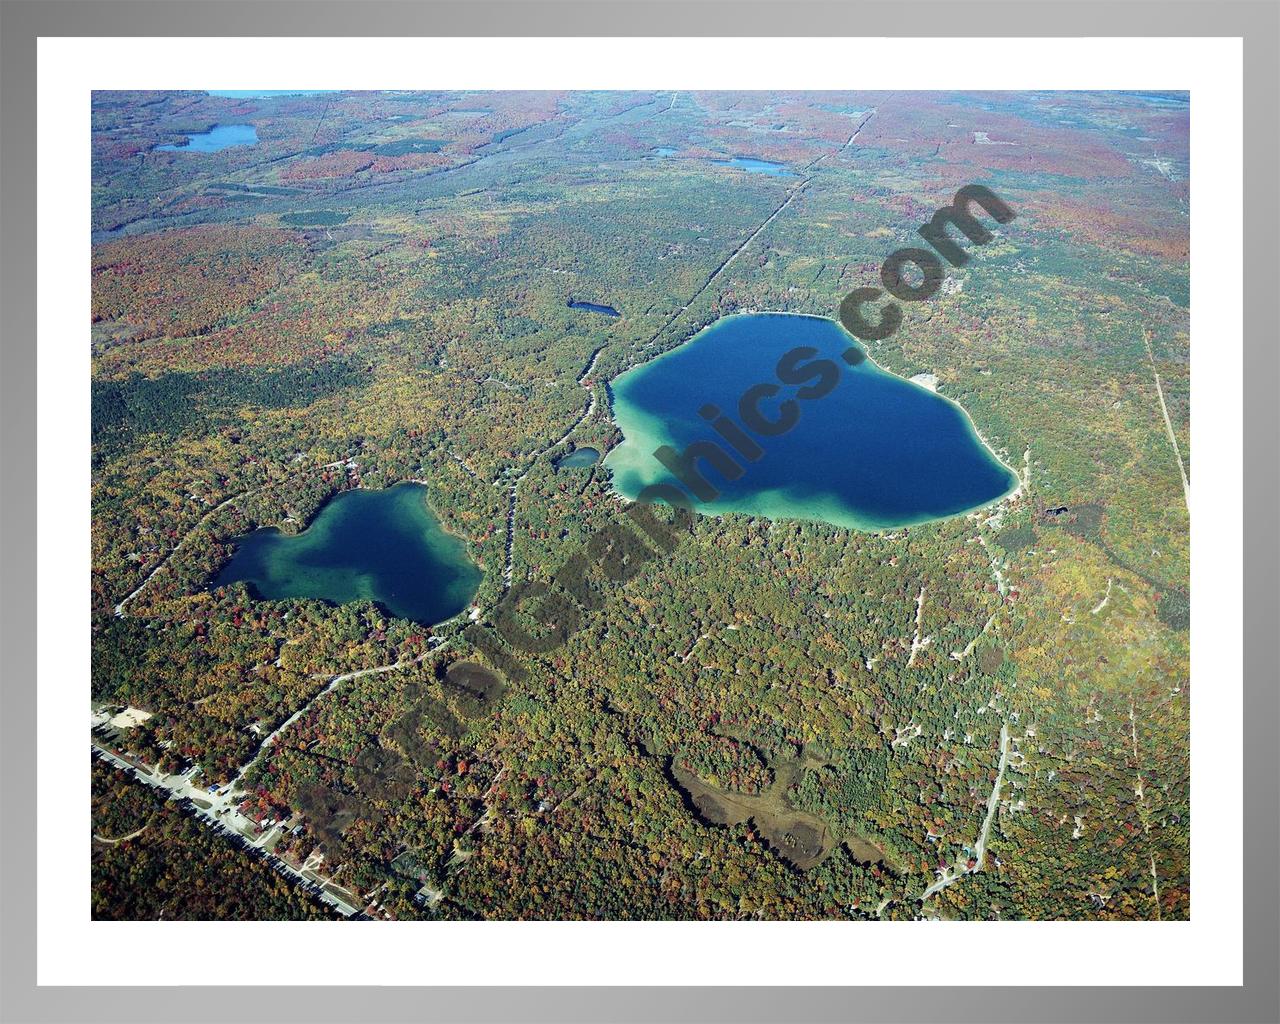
[605,313,1017,531]
[212,483,480,625]
[156,124,259,153]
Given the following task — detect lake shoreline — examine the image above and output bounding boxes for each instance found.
[211,480,481,627]
[603,311,1021,533]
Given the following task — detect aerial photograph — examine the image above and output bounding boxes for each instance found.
[90,89,1190,922]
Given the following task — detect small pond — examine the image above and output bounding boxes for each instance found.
[156,124,259,153]
[553,446,601,470]
[712,157,795,177]
[568,300,621,318]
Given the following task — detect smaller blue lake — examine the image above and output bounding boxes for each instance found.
[211,483,480,626]
[713,157,795,177]
[156,124,259,153]
[568,300,621,318]
[652,147,678,156]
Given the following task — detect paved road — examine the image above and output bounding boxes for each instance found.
[92,743,360,917]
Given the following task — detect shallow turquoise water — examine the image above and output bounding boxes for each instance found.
[156,124,259,153]
[211,483,480,625]
[605,313,1017,531]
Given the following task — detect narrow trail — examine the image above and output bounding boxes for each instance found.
[1090,578,1113,615]
[975,722,1011,869]
[921,721,1010,901]
[907,585,930,667]
[113,491,249,616]
[93,825,148,845]
[841,107,878,150]
[1143,331,1190,513]
[231,647,444,789]
[1129,699,1162,920]
[951,609,998,662]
